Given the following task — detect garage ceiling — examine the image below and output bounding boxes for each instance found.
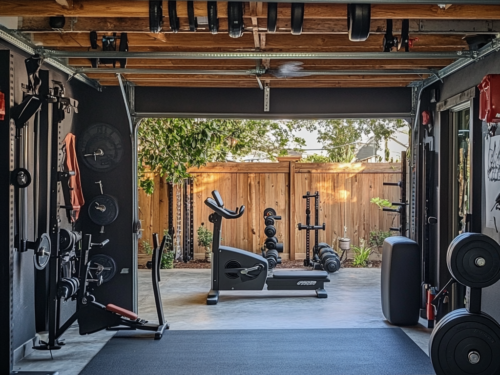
[1,1,500,89]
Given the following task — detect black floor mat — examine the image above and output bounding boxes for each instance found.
[80,328,435,375]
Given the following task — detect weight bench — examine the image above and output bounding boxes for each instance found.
[266,270,330,298]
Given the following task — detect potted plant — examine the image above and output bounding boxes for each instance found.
[197,223,213,262]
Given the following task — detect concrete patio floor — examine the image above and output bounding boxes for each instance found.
[14,268,432,375]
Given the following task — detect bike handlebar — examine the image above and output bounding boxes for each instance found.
[205,197,245,220]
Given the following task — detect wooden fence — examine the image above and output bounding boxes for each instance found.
[138,160,402,264]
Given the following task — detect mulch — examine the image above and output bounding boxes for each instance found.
[172,259,381,269]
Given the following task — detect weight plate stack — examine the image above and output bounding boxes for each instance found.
[291,3,304,36]
[447,233,500,288]
[228,2,244,38]
[88,194,119,226]
[348,4,371,42]
[267,3,278,33]
[430,308,500,375]
[149,0,163,33]
[168,1,179,33]
[187,1,197,31]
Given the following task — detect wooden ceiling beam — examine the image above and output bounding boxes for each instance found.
[68,57,452,69]
[31,32,468,50]
[94,79,411,88]
[4,2,500,19]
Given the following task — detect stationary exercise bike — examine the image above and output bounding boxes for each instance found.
[205,190,330,305]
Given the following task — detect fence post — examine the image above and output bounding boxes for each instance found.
[277,155,302,261]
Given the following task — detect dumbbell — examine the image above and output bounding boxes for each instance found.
[265,215,281,226]
[318,247,341,273]
[264,225,277,237]
[264,249,281,269]
[265,237,284,252]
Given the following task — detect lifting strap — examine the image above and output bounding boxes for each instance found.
[64,133,84,222]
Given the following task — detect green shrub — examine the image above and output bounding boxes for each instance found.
[369,230,392,249]
[197,223,213,248]
[161,231,174,269]
[351,242,372,267]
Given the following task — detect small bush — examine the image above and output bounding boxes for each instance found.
[351,241,372,267]
[369,230,392,249]
[197,223,213,248]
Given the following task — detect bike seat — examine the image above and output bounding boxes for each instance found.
[272,270,329,280]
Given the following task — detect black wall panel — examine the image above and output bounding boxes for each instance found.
[135,87,413,118]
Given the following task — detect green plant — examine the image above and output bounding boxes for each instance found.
[369,230,392,249]
[370,197,396,210]
[351,241,372,267]
[142,240,153,255]
[161,231,174,269]
[197,223,213,248]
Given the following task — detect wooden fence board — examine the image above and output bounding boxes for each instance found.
[138,162,402,266]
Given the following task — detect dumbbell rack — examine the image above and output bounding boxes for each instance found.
[382,151,408,236]
[298,191,325,267]
[262,208,283,270]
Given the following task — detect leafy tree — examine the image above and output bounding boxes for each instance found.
[299,154,332,163]
[138,118,306,193]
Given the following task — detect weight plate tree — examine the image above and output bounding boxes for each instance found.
[291,3,304,36]
[430,309,500,375]
[34,233,51,270]
[88,194,119,226]
[228,2,244,38]
[207,1,219,35]
[348,3,371,42]
[89,254,117,283]
[78,123,123,172]
[447,232,500,288]
[267,3,278,33]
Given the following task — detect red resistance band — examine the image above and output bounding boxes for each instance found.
[64,133,85,222]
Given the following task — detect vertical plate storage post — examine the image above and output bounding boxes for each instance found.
[0,50,15,374]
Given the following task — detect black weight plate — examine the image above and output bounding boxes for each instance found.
[88,194,119,226]
[11,168,32,189]
[447,233,500,288]
[89,254,117,283]
[78,123,123,172]
[228,2,244,38]
[263,207,277,218]
[207,1,219,35]
[267,2,278,33]
[264,225,277,237]
[291,3,304,36]
[348,4,371,42]
[430,309,500,375]
[49,16,65,29]
[149,0,163,33]
[34,233,51,271]
[168,1,179,33]
[187,1,197,31]
[59,228,73,252]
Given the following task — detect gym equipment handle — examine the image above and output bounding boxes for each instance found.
[297,223,325,230]
[391,202,408,206]
[383,182,401,187]
[91,239,110,247]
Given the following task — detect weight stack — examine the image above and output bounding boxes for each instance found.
[381,236,420,326]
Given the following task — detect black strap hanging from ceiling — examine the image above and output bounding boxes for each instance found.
[149,0,163,33]
[207,1,219,35]
[168,1,180,33]
[187,1,198,32]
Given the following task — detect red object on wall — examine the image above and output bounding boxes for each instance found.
[426,289,435,322]
[478,74,500,123]
[0,91,5,121]
[421,110,431,126]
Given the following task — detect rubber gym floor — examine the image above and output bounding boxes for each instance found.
[14,268,432,375]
